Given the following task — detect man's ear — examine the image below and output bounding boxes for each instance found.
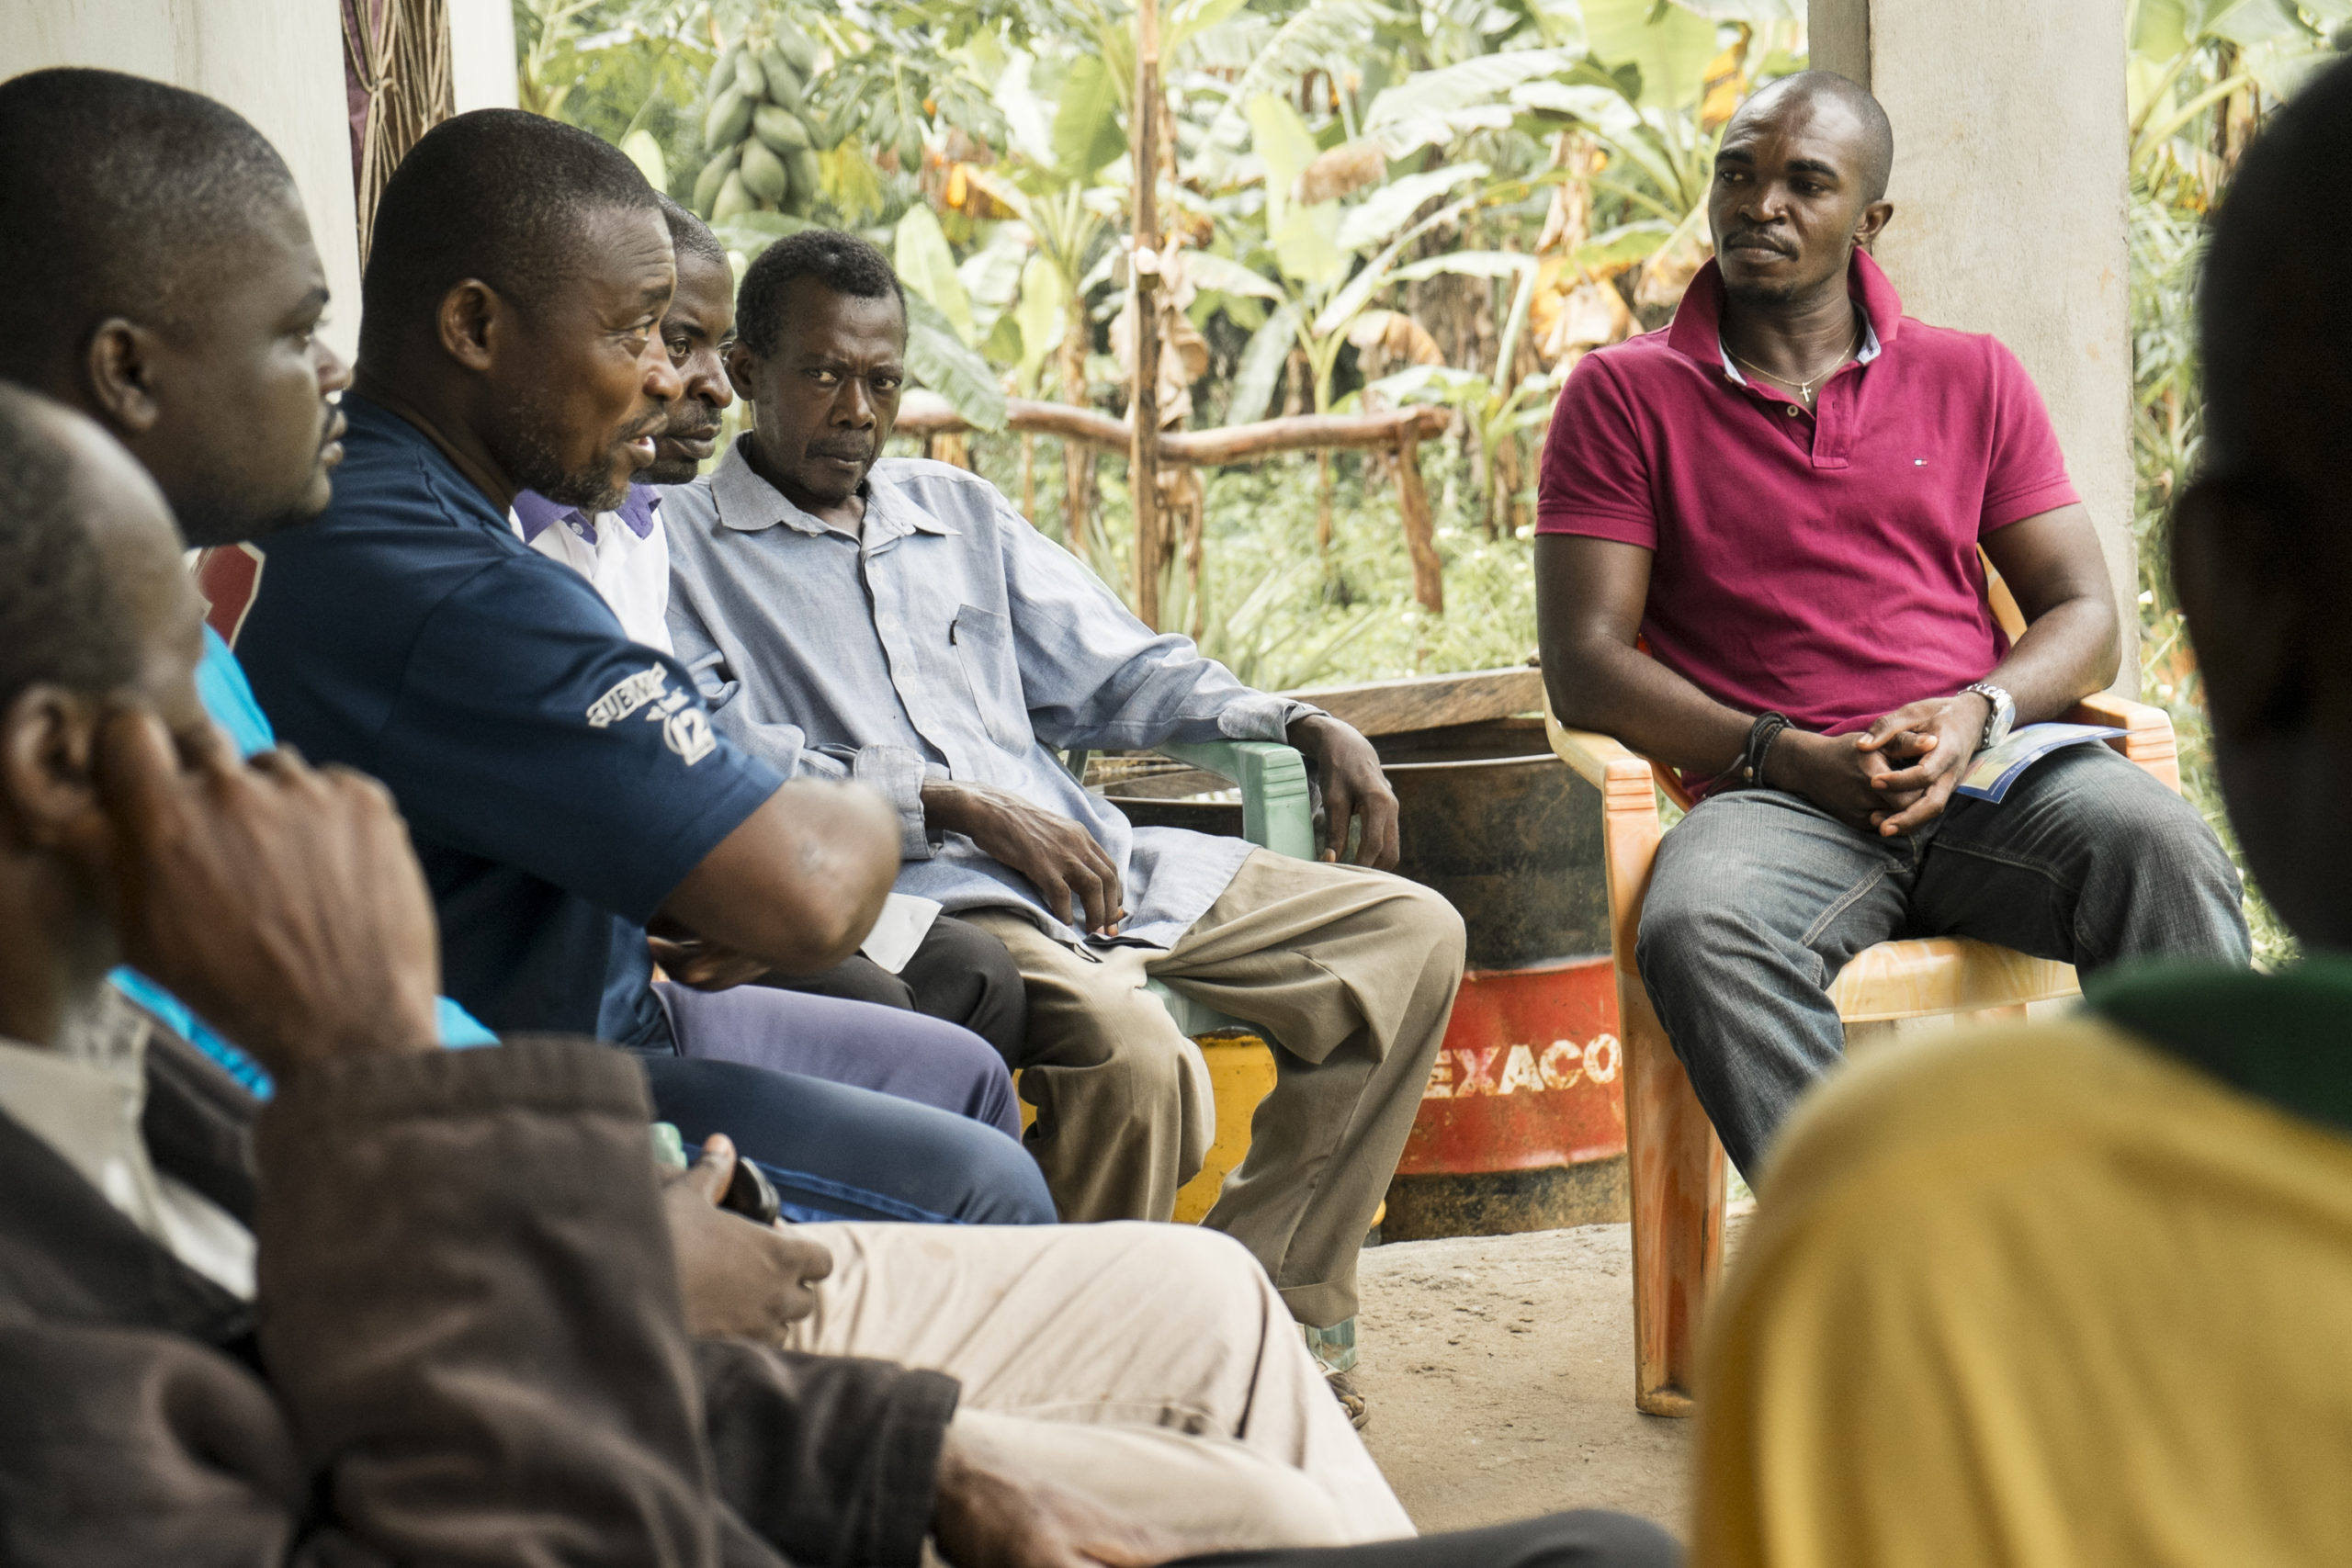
[0,686,104,853]
[435,279,503,373]
[724,341,761,404]
[2173,475,2312,742]
[83,318,167,439]
[1854,200,1894,253]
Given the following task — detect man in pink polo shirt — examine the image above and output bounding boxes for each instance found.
[1534,71,2248,1176]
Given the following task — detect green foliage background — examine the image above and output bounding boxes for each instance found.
[518,0,2351,967]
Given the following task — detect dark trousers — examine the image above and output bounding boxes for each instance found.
[639,1055,1054,1226]
[758,913,1029,1066]
[1176,1511,1679,1568]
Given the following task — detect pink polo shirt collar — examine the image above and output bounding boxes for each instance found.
[1667,249,1906,367]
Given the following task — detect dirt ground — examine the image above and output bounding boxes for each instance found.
[1351,1213,1750,1539]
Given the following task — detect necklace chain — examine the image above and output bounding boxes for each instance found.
[1727,316,1864,405]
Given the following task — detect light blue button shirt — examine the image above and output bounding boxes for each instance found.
[662,443,1318,946]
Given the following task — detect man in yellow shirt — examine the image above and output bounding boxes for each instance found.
[1690,58,2352,1568]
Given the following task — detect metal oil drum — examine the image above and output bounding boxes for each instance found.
[1373,717,1626,1239]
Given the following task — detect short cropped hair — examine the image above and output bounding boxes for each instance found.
[661,194,729,274]
[359,109,658,362]
[1736,70,1895,205]
[0,385,142,712]
[734,229,906,356]
[0,68,297,386]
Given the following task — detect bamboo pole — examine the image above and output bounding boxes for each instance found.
[1129,0,1164,628]
[894,393,1450,460]
[893,393,1453,615]
[1395,430,1444,615]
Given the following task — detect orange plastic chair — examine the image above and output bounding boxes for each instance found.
[1545,583,2182,1416]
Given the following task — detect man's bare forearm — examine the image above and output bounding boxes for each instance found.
[1978,593,2120,725]
[658,779,900,976]
[1544,633,1761,778]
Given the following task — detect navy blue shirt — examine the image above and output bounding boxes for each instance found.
[222,394,782,1044]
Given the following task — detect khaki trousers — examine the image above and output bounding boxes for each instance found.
[785,1221,1415,1556]
[966,851,1465,1326]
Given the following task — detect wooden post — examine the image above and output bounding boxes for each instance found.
[1394,431,1444,615]
[1060,298,1096,566]
[1129,0,1163,628]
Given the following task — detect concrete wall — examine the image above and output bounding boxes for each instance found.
[1807,0,2138,679]
[4,0,366,363]
[451,0,519,114]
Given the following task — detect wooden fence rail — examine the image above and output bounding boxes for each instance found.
[894,392,1453,614]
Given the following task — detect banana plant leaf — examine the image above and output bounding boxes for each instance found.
[903,290,1008,433]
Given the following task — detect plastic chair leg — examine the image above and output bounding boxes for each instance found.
[1623,976,1724,1417]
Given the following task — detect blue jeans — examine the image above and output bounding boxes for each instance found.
[645,981,1050,1224]
[1637,743,2250,1176]
[639,1055,1054,1224]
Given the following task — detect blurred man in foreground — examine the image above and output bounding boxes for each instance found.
[1688,60,2352,1565]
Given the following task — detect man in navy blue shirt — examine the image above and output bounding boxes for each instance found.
[218,111,1024,1138]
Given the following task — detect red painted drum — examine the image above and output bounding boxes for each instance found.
[1396,955,1625,1179]
[1371,717,1628,1239]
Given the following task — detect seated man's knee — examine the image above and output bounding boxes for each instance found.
[941,1117,1059,1224]
[1390,879,1467,974]
[1637,884,1764,987]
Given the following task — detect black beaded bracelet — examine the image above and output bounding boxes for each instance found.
[1709,711,1791,795]
[1746,711,1791,791]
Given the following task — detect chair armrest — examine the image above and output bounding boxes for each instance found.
[1544,709,1666,964]
[2065,692,2182,795]
[1158,739,1317,860]
[1544,712,1668,807]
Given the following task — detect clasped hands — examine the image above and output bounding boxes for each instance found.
[1772,691,1992,838]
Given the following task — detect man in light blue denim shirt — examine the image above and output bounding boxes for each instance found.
[665,232,1466,1360]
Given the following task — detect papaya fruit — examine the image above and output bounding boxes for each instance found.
[711,168,754,224]
[773,26,820,75]
[693,144,740,217]
[759,46,806,114]
[753,104,811,153]
[740,136,791,205]
[704,85,752,150]
[785,149,822,214]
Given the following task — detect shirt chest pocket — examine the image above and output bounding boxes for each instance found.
[949,604,1031,753]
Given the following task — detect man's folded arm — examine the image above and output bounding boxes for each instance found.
[1534,531,1758,776]
[1974,502,2121,721]
[997,496,1319,751]
[695,1339,959,1568]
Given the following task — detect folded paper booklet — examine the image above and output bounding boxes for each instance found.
[857,892,942,974]
[1954,721,2125,804]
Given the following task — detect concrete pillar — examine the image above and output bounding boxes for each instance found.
[1807,0,2137,680]
[451,0,519,115]
[3,0,365,364]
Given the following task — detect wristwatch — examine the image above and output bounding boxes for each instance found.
[1961,681,2017,753]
